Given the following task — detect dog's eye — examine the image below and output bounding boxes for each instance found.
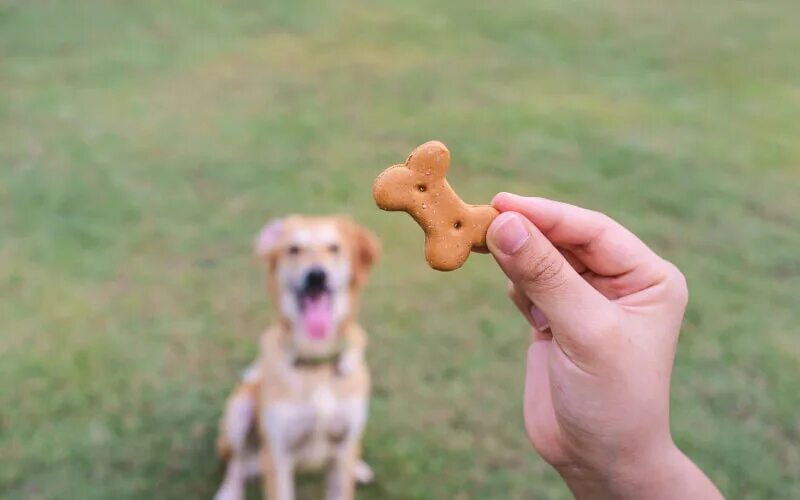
[328,243,340,254]
[288,245,301,255]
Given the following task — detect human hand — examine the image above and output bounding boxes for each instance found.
[486,193,722,500]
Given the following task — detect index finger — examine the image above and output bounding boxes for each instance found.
[491,192,661,278]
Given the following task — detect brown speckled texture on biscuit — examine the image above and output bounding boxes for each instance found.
[372,140,499,271]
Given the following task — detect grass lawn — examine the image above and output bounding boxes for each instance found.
[2,0,799,498]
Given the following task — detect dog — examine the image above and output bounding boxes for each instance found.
[214,215,381,500]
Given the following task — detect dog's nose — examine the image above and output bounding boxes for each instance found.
[305,267,327,290]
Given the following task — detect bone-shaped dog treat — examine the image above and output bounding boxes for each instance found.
[373,140,499,271]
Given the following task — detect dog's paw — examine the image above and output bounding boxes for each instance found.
[354,459,374,484]
[213,481,244,500]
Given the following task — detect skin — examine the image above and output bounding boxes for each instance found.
[486,192,723,500]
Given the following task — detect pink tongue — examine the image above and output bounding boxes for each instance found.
[302,294,332,340]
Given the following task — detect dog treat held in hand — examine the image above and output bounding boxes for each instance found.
[373,140,499,271]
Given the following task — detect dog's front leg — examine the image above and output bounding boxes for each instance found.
[325,443,358,500]
[260,446,294,500]
[325,397,368,500]
[261,404,303,500]
[215,380,259,500]
[215,458,247,500]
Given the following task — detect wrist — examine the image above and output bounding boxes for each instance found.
[557,439,692,500]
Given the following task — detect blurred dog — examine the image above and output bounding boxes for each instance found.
[214,216,380,500]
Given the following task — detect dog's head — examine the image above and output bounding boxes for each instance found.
[255,215,380,355]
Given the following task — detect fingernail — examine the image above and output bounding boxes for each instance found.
[530,305,550,332]
[491,192,511,205]
[491,191,521,208]
[491,213,529,255]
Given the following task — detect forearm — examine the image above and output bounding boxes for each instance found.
[559,444,723,500]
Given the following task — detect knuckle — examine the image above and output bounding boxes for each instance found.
[506,280,517,300]
[586,209,613,228]
[662,260,689,307]
[523,251,567,291]
[585,209,606,221]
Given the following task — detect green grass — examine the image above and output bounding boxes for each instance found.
[1,0,799,498]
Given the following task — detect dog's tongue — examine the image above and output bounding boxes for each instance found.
[302,294,332,340]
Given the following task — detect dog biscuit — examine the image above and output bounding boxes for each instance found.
[373,140,499,271]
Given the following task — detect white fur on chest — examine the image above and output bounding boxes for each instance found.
[262,390,367,471]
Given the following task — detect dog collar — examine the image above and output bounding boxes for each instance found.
[292,344,346,369]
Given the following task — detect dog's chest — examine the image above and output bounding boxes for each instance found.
[261,373,367,471]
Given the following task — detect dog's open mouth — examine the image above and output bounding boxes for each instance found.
[298,290,333,340]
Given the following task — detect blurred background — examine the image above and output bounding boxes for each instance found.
[1,0,799,498]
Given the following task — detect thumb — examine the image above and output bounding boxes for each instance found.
[487,212,612,348]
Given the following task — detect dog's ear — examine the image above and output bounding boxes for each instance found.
[340,218,381,287]
[355,224,381,276]
[405,140,450,179]
[255,218,284,269]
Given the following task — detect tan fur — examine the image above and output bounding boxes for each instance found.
[215,216,380,500]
